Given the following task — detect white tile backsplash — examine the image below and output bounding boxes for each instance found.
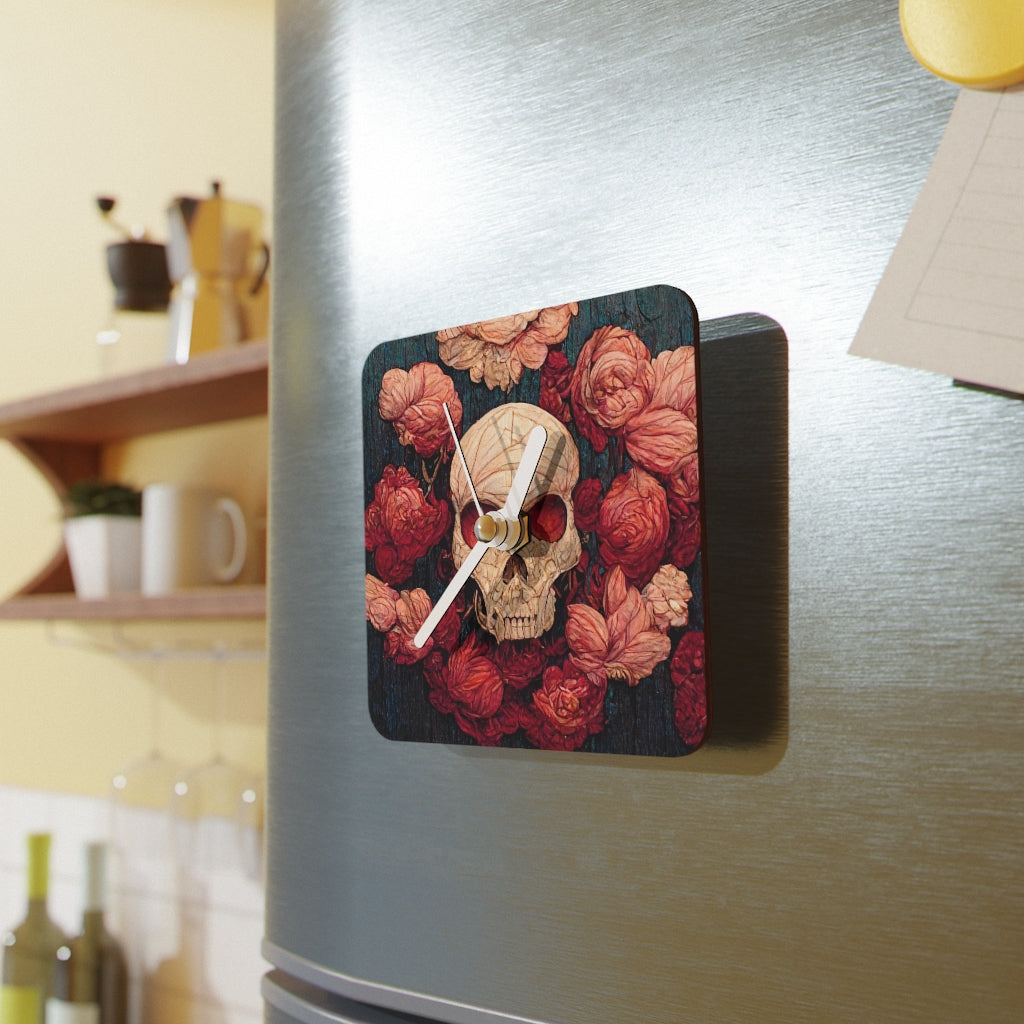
[0,784,264,1024]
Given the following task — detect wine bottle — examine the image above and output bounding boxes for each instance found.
[1,834,68,1024]
[44,846,126,1024]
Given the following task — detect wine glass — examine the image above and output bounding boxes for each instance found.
[109,650,183,805]
[170,646,264,878]
[108,650,185,875]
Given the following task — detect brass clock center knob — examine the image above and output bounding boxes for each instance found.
[474,514,498,544]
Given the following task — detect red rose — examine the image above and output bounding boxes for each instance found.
[565,566,671,686]
[426,634,516,744]
[572,477,603,533]
[561,549,591,607]
[539,349,573,424]
[365,465,452,585]
[492,639,548,690]
[596,468,669,585]
[523,663,607,751]
[666,493,701,569]
[582,560,606,610]
[378,363,462,458]
[444,635,503,717]
[425,650,513,746]
[569,325,654,451]
[670,630,708,747]
[369,545,410,591]
[462,698,524,746]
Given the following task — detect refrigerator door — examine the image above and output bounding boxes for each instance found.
[267,1,1023,1023]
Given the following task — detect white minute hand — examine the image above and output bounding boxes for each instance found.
[413,424,547,650]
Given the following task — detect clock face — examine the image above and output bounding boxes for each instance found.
[362,285,709,756]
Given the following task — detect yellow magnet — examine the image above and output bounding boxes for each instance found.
[900,0,1024,89]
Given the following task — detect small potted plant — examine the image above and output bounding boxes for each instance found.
[62,479,143,599]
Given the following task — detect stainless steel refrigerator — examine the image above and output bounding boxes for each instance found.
[262,2,1024,1022]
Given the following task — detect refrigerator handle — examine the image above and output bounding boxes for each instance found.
[263,971,407,1024]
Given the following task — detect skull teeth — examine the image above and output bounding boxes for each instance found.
[497,615,536,642]
[476,594,537,643]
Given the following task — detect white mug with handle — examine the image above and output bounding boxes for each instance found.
[142,484,247,595]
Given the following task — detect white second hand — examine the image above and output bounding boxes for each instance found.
[444,402,483,518]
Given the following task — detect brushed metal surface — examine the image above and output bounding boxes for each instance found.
[267,1,1024,1022]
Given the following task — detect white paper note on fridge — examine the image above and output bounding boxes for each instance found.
[850,84,1024,393]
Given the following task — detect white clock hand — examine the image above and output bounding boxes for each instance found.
[413,539,487,648]
[444,402,483,519]
[413,423,548,649]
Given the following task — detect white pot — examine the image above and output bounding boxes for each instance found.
[63,515,142,600]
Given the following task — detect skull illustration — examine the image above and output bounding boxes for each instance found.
[450,403,582,642]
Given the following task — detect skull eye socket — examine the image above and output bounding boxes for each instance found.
[460,502,499,547]
[526,495,567,543]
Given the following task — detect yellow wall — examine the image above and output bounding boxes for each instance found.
[0,0,274,797]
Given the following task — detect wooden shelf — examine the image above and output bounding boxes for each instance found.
[0,340,268,444]
[0,585,266,621]
[0,343,269,620]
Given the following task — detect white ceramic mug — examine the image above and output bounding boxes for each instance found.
[141,484,247,595]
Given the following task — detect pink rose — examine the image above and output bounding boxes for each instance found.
[383,589,433,665]
[523,663,607,751]
[623,346,698,478]
[387,588,463,663]
[516,305,578,370]
[564,602,611,677]
[650,347,697,420]
[667,450,700,503]
[378,363,462,458]
[596,468,669,585]
[641,565,693,632]
[623,405,698,479]
[565,566,671,686]
[670,630,708,747]
[569,326,654,451]
[365,574,398,631]
[437,303,577,392]
[366,581,461,664]
[365,465,453,585]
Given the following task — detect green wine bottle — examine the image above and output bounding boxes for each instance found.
[1,834,68,1024]
[45,845,126,1024]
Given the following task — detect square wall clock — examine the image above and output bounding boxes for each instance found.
[363,285,709,756]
